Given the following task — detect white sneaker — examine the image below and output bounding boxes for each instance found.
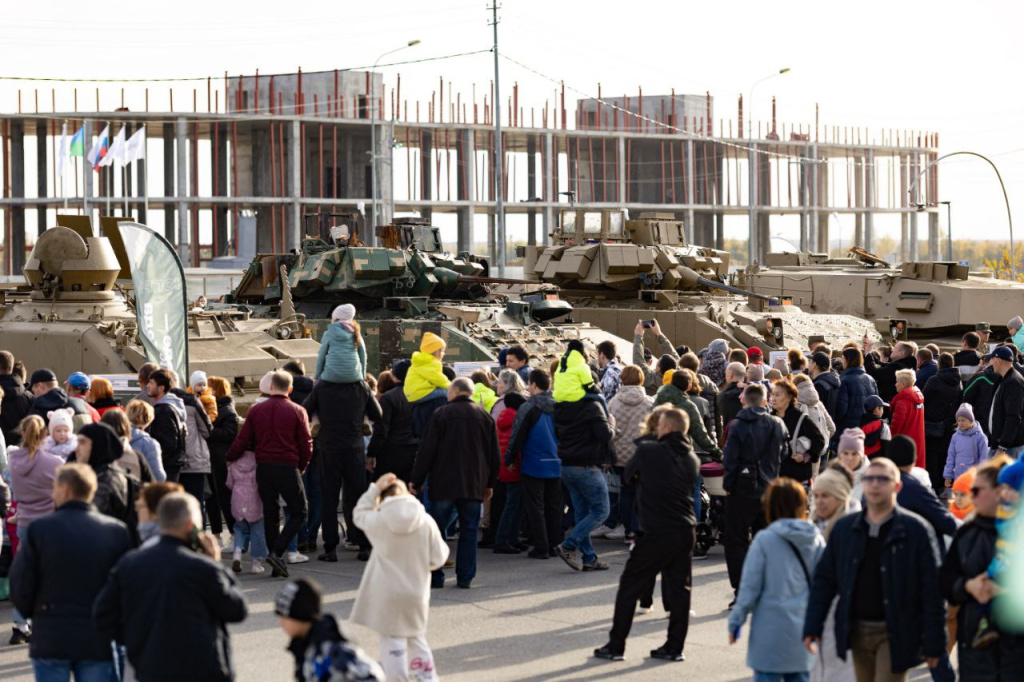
[251,560,266,575]
[637,605,653,615]
[590,525,612,538]
[604,525,627,541]
[285,551,310,564]
[343,541,360,552]
[222,534,235,550]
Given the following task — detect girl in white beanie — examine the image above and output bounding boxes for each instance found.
[315,304,367,384]
[189,370,218,422]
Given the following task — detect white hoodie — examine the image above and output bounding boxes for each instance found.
[349,485,449,637]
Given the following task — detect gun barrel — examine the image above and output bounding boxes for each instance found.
[456,275,534,286]
[696,276,777,302]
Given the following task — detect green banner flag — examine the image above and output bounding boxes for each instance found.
[116,221,189,381]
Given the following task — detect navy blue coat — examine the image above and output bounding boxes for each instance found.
[803,507,946,674]
[834,366,879,432]
[897,471,958,540]
[10,501,132,661]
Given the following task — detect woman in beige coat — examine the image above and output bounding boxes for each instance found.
[351,473,449,681]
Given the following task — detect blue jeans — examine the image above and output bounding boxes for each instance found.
[753,673,808,682]
[298,448,323,546]
[560,465,610,565]
[694,473,703,522]
[32,659,116,682]
[429,498,481,587]
[234,519,268,560]
[990,445,1024,459]
[494,482,523,548]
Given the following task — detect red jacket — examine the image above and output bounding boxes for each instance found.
[226,395,312,471]
[890,386,926,468]
[497,407,521,483]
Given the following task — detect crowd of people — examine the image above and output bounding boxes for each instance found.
[2,308,1024,680]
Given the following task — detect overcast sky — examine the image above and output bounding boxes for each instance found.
[2,0,1022,244]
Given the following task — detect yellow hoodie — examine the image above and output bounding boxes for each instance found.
[553,349,595,403]
[473,383,498,412]
[404,351,451,402]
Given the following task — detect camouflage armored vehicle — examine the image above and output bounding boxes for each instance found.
[516,210,896,352]
[224,214,631,374]
[0,219,318,411]
[737,247,1024,345]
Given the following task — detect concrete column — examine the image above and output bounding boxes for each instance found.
[456,129,475,254]
[420,131,433,222]
[909,211,919,262]
[854,155,864,247]
[899,154,909,262]
[136,124,148,226]
[36,121,47,238]
[526,135,537,246]
[175,117,190,264]
[212,122,228,255]
[487,211,496,266]
[10,121,25,272]
[865,151,875,252]
[162,123,175,242]
[382,121,395,228]
[124,123,134,219]
[685,139,696,240]
[252,126,272,252]
[543,132,554,246]
[83,120,93,224]
[288,119,301,250]
[928,211,939,261]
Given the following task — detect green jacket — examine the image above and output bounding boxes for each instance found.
[633,333,679,396]
[654,385,721,458]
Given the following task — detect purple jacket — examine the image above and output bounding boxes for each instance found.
[944,422,989,481]
[225,451,263,523]
[8,447,63,526]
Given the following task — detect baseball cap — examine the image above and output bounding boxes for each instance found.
[985,346,1014,362]
[864,395,889,411]
[274,578,322,622]
[30,368,57,386]
[66,372,91,390]
[976,322,991,332]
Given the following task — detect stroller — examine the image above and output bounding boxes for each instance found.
[695,461,727,554]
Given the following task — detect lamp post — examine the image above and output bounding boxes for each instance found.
[747,67,790,265]
[939,200,952,261]
[369,39,420,242]
[908,151,1013,280]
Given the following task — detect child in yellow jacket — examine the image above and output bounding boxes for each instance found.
[470,370,498,412]
[404,332,451,436]
[553,339,609,415]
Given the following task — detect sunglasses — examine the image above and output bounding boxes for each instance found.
[862,475,893,485]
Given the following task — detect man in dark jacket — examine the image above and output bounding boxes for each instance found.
[964,362,1001,440]
[553,378,616,573]
[11,464,132,678]
[367,360,417,482]
[804,457,946,679]
[94,492,248,681]
[228,371,313,577]
[915,348,938,390]
[985,345,1024,458]
[921,354,963,492]
[887,435,959,541]
[867,341,919,403]
[0,350,33,445]
[28,368,92,430]
[594,408,699,662]
[411,377,499,589]
[810,351,841,421]
[146,368,188,482]
[284,360,320,555]
[283,359,315,406]
[954,331,983,383]
[834,348,879,434]
[717,362,746,439]
[303,373,381,563]
[721,383,789,596]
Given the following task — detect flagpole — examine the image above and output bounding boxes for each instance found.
[123,164,128,216]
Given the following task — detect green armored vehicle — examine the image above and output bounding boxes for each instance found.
[225,214,631,374]
[516,210,900,352]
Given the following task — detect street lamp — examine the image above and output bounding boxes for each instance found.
[939,200,952,261]
[747,67,790,265]
[369,39,420,242]
[908,151,1013,280]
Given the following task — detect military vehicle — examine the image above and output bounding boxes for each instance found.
[0,219,318,410]
[737,247,1024,344]
[224,214,631,374]
[515,209,896,352]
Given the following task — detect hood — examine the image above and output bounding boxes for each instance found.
[379,494,428,535]
[796,380,820,406]
[897,386,924,405]
[215,396,235,409]
[496,406,518,430]
[656,384,686,403]
[816,371,840,389]
[736,405,770,422]
[324,323,356,346]
[170,387,201,410]
[959,421,984,438]
[158,392,187,421]
[560,348,587,373]
[78,422,125,468]
[935,367,962,386]
[232,450,257,474]
[411,351,439,368]
[770,518,822,553]
[33,387,71,412]
[615,385,648,406]
[0,374,27,395]
[953,349,981,363]
[10,446,52,477]
[530,391,556,414]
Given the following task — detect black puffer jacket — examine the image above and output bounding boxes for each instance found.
[717,381,743,433]
[554,399,615,467]
[289,375,314,408]
[813,371,841,419]
[868,354,918,403]
[207,397,239,468]
[940,514,998,648]
[77,423,133,531]
[923,367,963,437]
[964,367,1001,438]
[0,373,33,445]
[722,406,789,500]
[367,384,418,458]
[777,404,825,483]
[989,367,1024,449]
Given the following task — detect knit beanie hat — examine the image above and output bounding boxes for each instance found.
[747,347,764,362]
[274,578,322,623]
[420,332,446,355]
[747,363,765,382]
[392,359,411,383]
[331,303,356,323]
[998,459,1024,492]
[189,370,208,390]
[838,428,865,454]
[813,464,853,502]
[47,407,75,434]
[662,369,676,386]
[258,371,275,396]
[955,403,975,422]
[1009,315,1024,332]
[796,379,819,405]
[502,392,527,411]
[709,339,729,356]
[887,435,917,467]
[952,468,976,495]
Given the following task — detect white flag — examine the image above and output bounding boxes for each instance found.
[57,122,69,179]
[125,127,146,164]
[100,126,127,167]
[86,124,110,168]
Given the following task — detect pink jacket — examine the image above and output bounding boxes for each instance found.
[8,447,63,527]
[225,451,263,523]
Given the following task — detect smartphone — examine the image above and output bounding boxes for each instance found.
[642,320,655,329]
[188,527,206,555]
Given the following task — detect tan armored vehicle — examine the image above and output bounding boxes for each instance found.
[737,247,1024,344]
[0,219,317,411]
[517,210,893,352]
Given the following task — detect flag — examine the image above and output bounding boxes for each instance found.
[87,124,110,169]
[125,127,146,164]
[57,122,69,179]
[100,126,127,167]
[69,127,85,157]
